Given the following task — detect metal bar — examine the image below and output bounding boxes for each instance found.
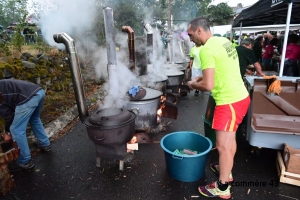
[279,3,293,77]
[103,7,117,65]
[53,33,89,122]
[239,22,242,45]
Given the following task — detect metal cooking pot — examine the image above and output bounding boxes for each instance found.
[126,87,163,131]
[138,73,168,93]
[84,108,136,145]
[164,63,186,72]
[164,69,184,86]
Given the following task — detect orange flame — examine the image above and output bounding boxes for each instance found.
[157,108,162,116]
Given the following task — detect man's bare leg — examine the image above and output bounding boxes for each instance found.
[216,130,236,184]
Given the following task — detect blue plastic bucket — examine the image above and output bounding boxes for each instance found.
[160,131,212,182]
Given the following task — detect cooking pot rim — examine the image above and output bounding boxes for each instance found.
[84,110,136,129]
[84,108,135,129]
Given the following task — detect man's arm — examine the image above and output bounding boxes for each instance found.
[188,68,214,91]
[189,59,193,69]
[253,62,265,76]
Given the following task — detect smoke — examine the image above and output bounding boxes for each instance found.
[36,0,97,49]
[34,0,138,108]
[98,31,138,109]
[33,0,189,110]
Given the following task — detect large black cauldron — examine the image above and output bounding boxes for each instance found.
[84,108,136,167]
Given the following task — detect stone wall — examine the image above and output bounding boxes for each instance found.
[0,51,73,91]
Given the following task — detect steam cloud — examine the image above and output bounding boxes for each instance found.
[32,0,191,109]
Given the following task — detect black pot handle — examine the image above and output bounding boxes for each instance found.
[94,136,105,141]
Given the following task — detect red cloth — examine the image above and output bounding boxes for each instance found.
[285,43,300,60]
[262,45,275,59]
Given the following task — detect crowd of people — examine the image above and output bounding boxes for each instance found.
[0,25,42,44]
[230,31,300,77]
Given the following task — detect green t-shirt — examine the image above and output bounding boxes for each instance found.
[200,37,248,105]
[190,46,202,69]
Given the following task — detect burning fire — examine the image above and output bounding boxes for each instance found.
[157,108,162,116]
[157,104,164,124]
[130,136,137,144]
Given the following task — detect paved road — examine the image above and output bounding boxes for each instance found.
[2,92,300,200]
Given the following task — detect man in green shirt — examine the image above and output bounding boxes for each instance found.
[187,17,250,199]
[189,43,202,96]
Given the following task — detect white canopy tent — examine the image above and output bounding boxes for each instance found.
[232,24,300,35]
[232,0,300,77]
[210,25,232,36]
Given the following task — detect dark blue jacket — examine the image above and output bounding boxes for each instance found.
[0,79,42,132]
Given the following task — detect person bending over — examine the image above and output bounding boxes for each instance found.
[0,79,51,172]
[187,17,250,199]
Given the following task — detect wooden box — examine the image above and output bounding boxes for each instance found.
[276,151,300,186]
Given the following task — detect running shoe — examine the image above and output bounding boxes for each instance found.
[198,181,231,199]
[210,163,234,182]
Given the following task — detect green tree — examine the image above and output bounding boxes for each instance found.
[207,2,233,25]
[0,0,28,27]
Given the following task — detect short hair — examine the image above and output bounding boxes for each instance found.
[255,35,263,41]
[288,34,299,43]
[269,38,279,45]
[189,17,210,31]
[241,38,255,46]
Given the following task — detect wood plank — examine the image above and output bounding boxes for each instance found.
[277,151,300,186]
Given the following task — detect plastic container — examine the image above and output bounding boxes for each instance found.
[205,93,216,122]
[203,93,216,147]
[160,131,212,182]
[202,115,216,147]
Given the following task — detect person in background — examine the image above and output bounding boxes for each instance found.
[283,34,300,77]
[23,27,30,44]
[277,32,285,53]
[262,38,279,71]
[187,17,250,199]
[263,33,270,48]
[0,79,51,172]
[252,35,263,63]
[189,42,202,96]
[236,38,265,77]
[229,37,238,47]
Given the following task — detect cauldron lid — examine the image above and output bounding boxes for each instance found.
[131,87,162,101]
[88,108,134,127]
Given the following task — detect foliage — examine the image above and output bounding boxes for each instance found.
[0,41,12,56]
[207,2,234,25]
[0,0,28,27]
[92,0,166,45]
[34,35,51,54]
[172,0,212,23]
[0,29,12,56]
[9,14,28,53]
